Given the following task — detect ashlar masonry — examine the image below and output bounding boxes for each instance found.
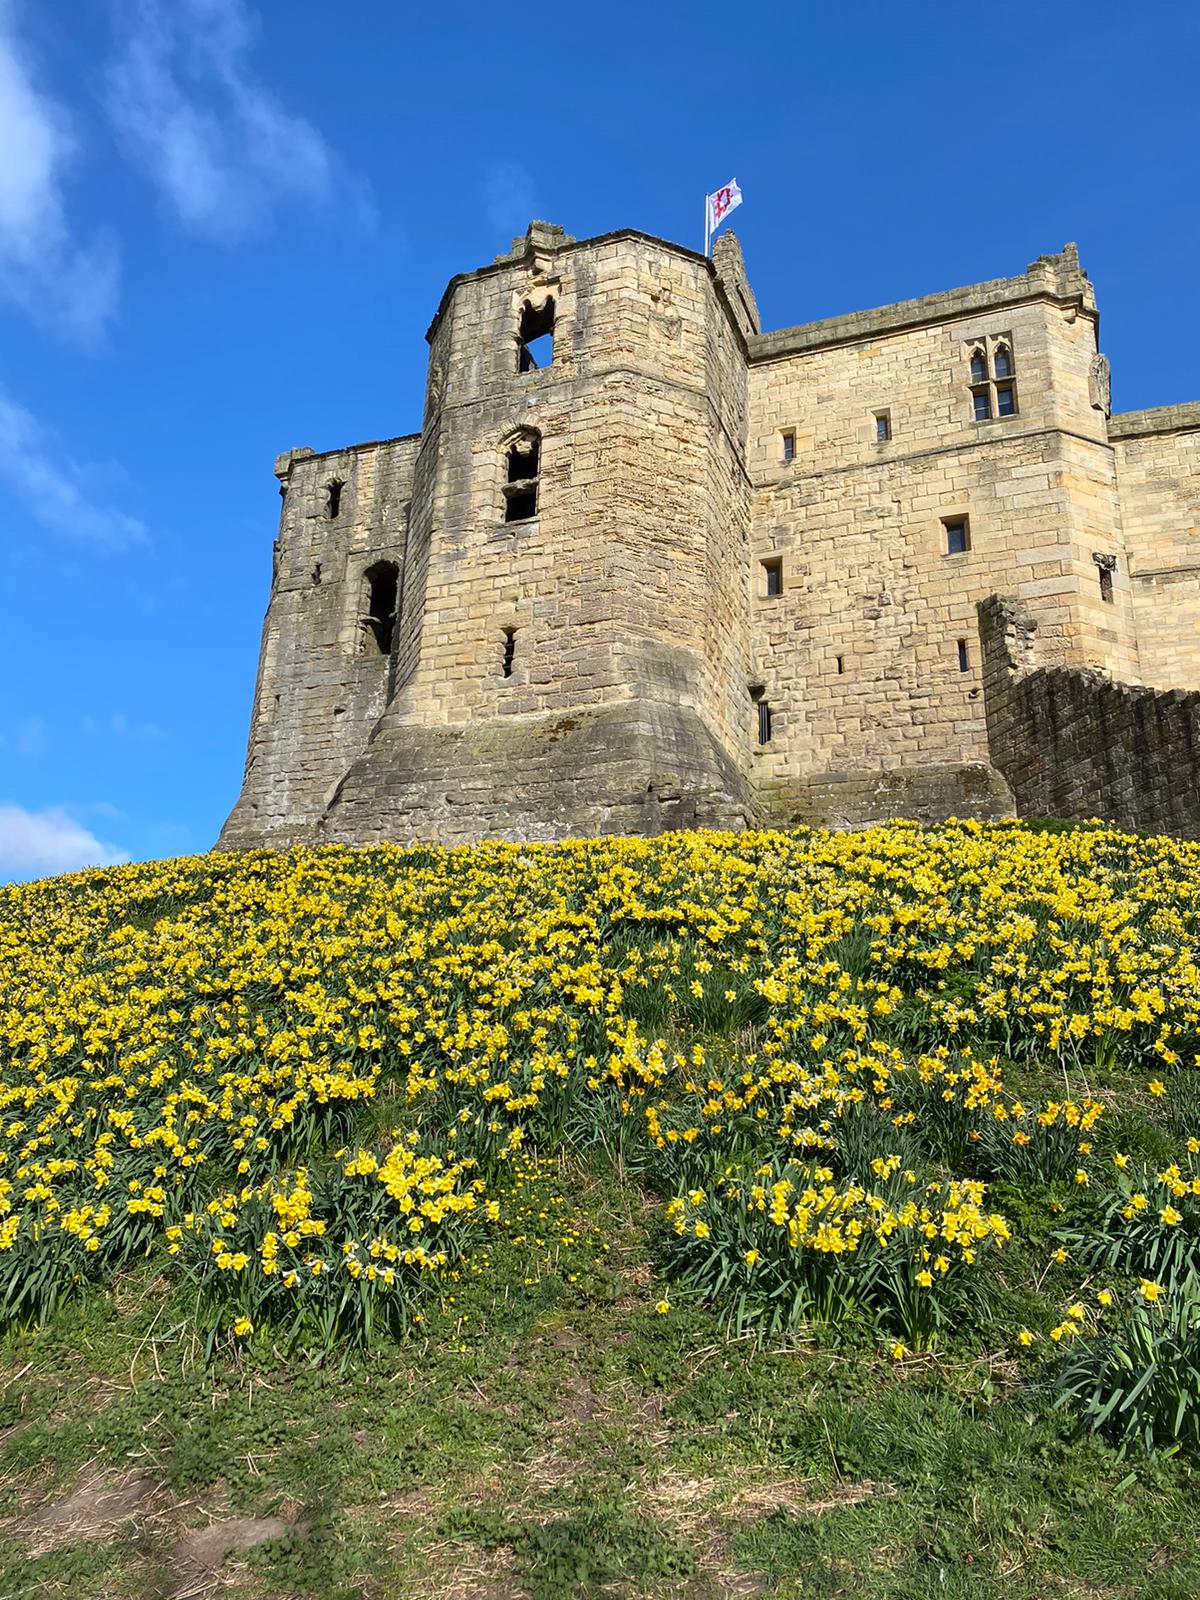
[219,222,1200,847]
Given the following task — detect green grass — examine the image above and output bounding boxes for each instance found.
[3,1160,1199,1600]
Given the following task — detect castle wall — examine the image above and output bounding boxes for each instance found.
[744,249,1141,821]
[218,436,418,848]
[218,226,1200,850]
[1112,405,1200,689]
[979,594,1200,836]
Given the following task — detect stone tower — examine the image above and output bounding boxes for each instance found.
[221,223,761,847]
[220,224,1200,848]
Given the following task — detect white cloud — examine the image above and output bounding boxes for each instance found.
[82,712,166,742]
[0,801,129,883]
[483,161,540,238]
[105,0,373,240]
[14,716,48,759]
[0,381,148,547]
[0,2,120,340]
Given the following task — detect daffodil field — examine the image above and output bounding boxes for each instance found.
[5,820,1200,1455]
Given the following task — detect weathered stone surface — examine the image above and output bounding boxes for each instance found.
[217,224,1200,848]
[979,594,1200,836]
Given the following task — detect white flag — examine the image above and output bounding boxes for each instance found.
[706,178,743,239]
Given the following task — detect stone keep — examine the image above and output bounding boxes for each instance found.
[218,223,1200,848]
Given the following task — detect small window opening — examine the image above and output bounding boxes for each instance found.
[757,700,773,745]
[957,638,970,673]
[501,626,516,677]
[781,430,795,464]
[325,479,344,519]
[1095,553,1116,604]
[972,389,992,421]
[503,432,541,522]
[875,411,892,442]
[995,383,1017,417]
[969,349,988,385]
[517,298,555,372]
[944,517,971,556]
[507,435,540,481]
[836,655,844,675]
[762,556,783,597]
[361,561,398,656]
[993,344,1013,379]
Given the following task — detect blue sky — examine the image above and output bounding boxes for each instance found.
[0,0,1196,881]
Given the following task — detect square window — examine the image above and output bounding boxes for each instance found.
[781,430,795,464]
[972,389,992,422]
[944,518,970,556]
[762,557,783,597]
[996,384,1017,417]
[875,411,892,442]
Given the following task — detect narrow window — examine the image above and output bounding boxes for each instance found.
[1095,554,1116,604]
[969,349,988,386]
[972,388,992,422]
[361,561,399,656]
[762,556,783,597]
[503,430,541,522]
[517,298,555,372]
[996,383,1017,417]
[325,479,344,519]
[757,700,773,745]
[781,430,796,464]
[836,654,844,675]
[501,626,516,676]
[944,517,971,556]
[993,344,1013,379]
[957,638,970,672]
[875,411,891,442]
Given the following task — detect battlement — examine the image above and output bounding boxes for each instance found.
[751,244,1094,362]
[219,226,1200,849]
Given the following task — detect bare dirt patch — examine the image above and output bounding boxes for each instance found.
[23,1471,164,1551]
[171,1511,309,1570]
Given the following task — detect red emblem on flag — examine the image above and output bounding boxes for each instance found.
[712,186,735,223]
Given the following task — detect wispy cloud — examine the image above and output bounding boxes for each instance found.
[483,160,540,238]
[105,0,373,241]
[14,717,48,759]
[82,712,166,742]
[0,2,120,341]
[0,801,128,883]
[0,381,148,547]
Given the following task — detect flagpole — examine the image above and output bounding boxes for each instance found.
[703,193,710,258]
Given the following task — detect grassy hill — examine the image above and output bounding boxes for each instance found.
[2,821,1200,1598]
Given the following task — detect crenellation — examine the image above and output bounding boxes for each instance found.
[218,225,1200,849]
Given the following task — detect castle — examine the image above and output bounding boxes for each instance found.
[219,222,1200,849]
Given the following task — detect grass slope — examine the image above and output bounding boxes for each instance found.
[2,822,1200,1595]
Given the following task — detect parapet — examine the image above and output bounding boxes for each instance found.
[750,242,1096,362]
[1109,402,1200,440]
